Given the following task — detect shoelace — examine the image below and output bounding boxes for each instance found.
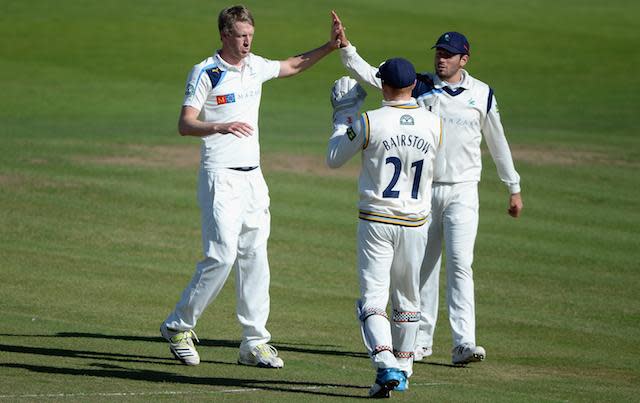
[255,344,278,358]
[173,329,199,344]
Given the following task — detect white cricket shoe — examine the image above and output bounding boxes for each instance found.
[160,324,200,366]
[238,344,284,368]
[413,346,433,362]
[452,344,485,365]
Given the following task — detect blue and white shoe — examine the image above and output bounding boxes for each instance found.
[368,368,406,398]
[395,372,409,392]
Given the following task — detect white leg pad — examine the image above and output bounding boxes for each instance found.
[356,299,396,367]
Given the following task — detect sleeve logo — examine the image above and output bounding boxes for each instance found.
[185,83,195,97]
[346,127,357,141]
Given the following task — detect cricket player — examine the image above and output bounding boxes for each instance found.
[327,58,442,397]
[332,13,523,365]
[159,5,344,368]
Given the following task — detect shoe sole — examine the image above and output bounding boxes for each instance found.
[170,347,200,366]
[369,380,400,398]
[453,352,485,366]
[414,350,432,362]
[237,359,283,369]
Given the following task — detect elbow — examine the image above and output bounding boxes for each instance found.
[177,120,190,136]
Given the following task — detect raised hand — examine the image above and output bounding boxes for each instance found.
[331,10,349,48]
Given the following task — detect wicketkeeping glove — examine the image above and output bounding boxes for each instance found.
[331,76,367,126]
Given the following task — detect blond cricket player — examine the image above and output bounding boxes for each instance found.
[159,5,344,369]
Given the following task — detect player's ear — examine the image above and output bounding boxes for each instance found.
[460,54,469,67]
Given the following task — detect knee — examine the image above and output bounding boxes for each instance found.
[237,244,267,261]
[197,252,236,272]
[447,251,474,274]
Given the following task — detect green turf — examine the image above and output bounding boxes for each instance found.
[1,0,639,401]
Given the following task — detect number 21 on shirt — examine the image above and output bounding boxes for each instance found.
[382,157,424,199]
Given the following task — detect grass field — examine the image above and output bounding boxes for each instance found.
[1,0,639,401]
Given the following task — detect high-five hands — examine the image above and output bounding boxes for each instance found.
[331,10,349,48]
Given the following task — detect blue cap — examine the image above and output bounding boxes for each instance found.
[432,32,470,55]
[375,57,416,89]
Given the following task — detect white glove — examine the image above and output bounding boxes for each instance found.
[331,76,366,126]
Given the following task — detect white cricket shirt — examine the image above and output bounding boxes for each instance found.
[182,51,280,169]
[340,44,520,194]
[327,99,442,226]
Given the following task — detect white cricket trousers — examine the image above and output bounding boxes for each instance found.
[418,181,479,349]
[358,220,429,377]
[164,167,272,352]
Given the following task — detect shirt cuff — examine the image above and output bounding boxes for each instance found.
[339,43,357,58]
[508,183,521,194]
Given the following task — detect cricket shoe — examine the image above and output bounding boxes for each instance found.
[238,344,284,368]
[395,371,409,392]
[368,368,406,398]
[452,344,485,365]
[160,323,200,366]
[413,345,433,362]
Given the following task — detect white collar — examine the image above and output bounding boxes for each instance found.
[214,50,249,72]
[433,69,470,89]
[382,98,419,108]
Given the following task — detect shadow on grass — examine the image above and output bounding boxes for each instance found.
[0,333,371,398]
[0,332,368,359]
[0,362,369,399]
[416,360,462,369]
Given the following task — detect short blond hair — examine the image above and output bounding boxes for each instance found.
[218,5,254,35]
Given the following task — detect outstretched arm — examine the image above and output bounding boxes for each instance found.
[278,11,343,78]
[332,11,382,90]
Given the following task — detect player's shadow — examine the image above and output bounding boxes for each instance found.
[0,362,369,399]
[0,332,370,398]
[0,332,368,360]
[416,360,463,369]
[0,341,187,366]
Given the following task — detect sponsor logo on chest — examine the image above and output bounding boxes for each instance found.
[216,94,236,105]
[441,115,481,128]
[214,88,261,105]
